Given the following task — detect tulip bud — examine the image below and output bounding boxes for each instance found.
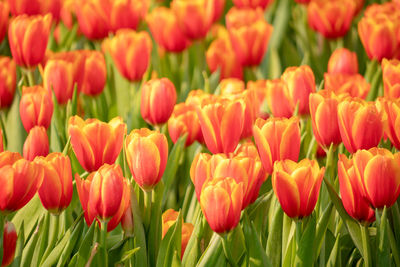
[233,0,273,9]
[23,126,49,161]
[81,50,107,96]
[220,79,245,96]
[2,221,17,267]
[121,200,134,236]
[324,73,370,99]
[0,129,4,153]
[328,48,359,75]
[8,14,52,67]
[19,86,53,132]
[141,78,177,126]
[383,99,400,150]
[75,0,110,40]
[109,0,148,32]
[44,59,75,104]
[265,79,294,118]
[382,59,400,99]
[0,57,16,109]
[212,0,225,23]
[125,128,168,191]
[0,2,9,44]
[7,0,61,20]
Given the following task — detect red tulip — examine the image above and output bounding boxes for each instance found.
[2,221,17,267]
[23,126,49,161]
[0,57,16,109]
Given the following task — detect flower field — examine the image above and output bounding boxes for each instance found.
[0,0,399,266]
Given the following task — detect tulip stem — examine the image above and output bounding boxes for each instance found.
[144,190,152,230]
[361,224,372,267]
[0,214,4,265]
[221,234,238,267]
[100,221,108,267]
[26,69,36,86]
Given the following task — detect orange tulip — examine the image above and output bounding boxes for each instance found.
[382,99,400,150]
[295,0,310,4]
[253,117,301,174]
[0,57,16,109]
[212,0,225,23]
[171,0,214,40]
[220,78,245,95]
[36,153,73,214]
[265,79,294,118]
[307,0,355,39]
[0,151,43,213]
[196,98,245,154]
[125,128,168,191]
[382,59,400,98]
[109,0,148,32]
[147,7,191,53]
[324,73,370,99]
[226,7,273,66]
[19,86,53,132]
[75,0,110,40]
[2,221,17,267]
[23,126,49,161]
[281,65,316,115]
[43,59,75,104]
[141,78,177,126]
[200,177,243,233]
[7,0,61,20]
[309,90,342,148]
[81,50,107,96]
[232,0,273,9]
[328,48,359,75]
[68,116,127,172]
[272,159,325,218]
[0,2,9,44]
[339,148,400,209]
[107,29,152,82]
[8,14,52,67]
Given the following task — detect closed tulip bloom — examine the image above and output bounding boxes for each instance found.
[324,73,370,99]
[75,0,110,40]
[147,7,191,53]
[81,50,107,96]
[266,79,294,118]
[68,116,127,172]
[338,154,375,222]
[7,0,61,20]
[109,0,148,32]
[44,59,75,104]
[121,198,133,236]
[212,0,225,23]
[36,153,73,214]
[253,117,301,174]
[0,129,4,153]
[328,48,359,75]
[0,2,9,44]
[383,99,400,150]
[220,79,245,96]
[0,57,16,109]
[141,78,177,126]
[295,0,310,4]
[309,90,342,148]
[196,98,245,154]
[0,152,43,213]
[171,0,214,40]
[307,0,355,39]
[233,0,273,9]
[19,86,53,132]
[200,177,243,233]
[23,126,49,161]
[281,65,316,115]
[337,98,383,153]
[382,59,400,99]
[2,221,17,267]
[272,159,325,218]
[226,7,273,66]
[125,128,168,191]
[108,30,152,82]
[8,14,51,67]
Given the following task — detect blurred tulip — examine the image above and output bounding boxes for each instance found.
[171,0,214,40]
[2,221,17,267]
[272,159,325,218]
[68,116,127,172]
[295,0,310,4]
[23,126,49,161]
[309,90,342,148]
[121,198,133,236]
[0,57,16,108]
[141,78,177,126]
[0,152,43,213]
[337,98,383,153]
[226,7,273,66]
[75,0,110,40]
[328,48,359,75]
[324,73,370,99]
[200,177,243,233]
[60,0,76,29]
[196,98,245,154]
[8,14,52,67]
[233,0,273,9]
[265,79,294,118]
[253,117,301,174]
[19,86,53,132]
[212,0,225,22]
[81,50,107,96]
[0,2,9,44]
[281,65,316,115]
[109,0,148,32]
[383,99,400,150]
[220,79,245,95]
[7,0,61,20]
[107,29,152,82]
[0,129,3,153]
[43,59,75,104]
[382,59,400,98]
[147,7,191,53]
[125,128,168,191]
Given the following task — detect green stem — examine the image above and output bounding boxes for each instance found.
[221,234,238,267]
[361,224,372,267]
[386,219,400,266]
[0,214,5,265]
[26,69,36,86]
[144,190,152,230]
[100,221,108,267]
[40,214,60,264]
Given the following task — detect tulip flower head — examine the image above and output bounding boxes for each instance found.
[23,126,49,161]
[2,221,17,267]
[232,0,274,9]
[0,57,16,109]
[81,50,107,96]
[328,48,359,75]
[0,2,9,44]
[324,73,370,99]
[382,59,400,99]
[382,99,400,150]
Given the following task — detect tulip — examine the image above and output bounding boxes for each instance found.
[0,2,9,44]
[121,199,133,236]
[171,0,214,40]
[36,153,73,214]
[295,0,310,4]
[2,221,17,267]
[81,50,107,96]
[212,0,225,23]
[309,90,341,148]
[147,7,191,53]
[23,126,49,161]
[109,0,148,32]
[0,129,4,153]
[107,30,152,82]
[324,73,370,99]
[328,48,359,75]
[253,117,301,174]
[141,78,177,126]
[168,103,202,147]
[226,7,273,66]
[232,0,273,9]
[7,0,61,20]
[307,0,355,39]
[265,79,294,118]
[68,116,127,172]
[382,59,400,99]
[75,0,110,40]
[43,59,75,104]
[338,154,375,222]
[0,152,43,213]
[382,99,400,150]
[272,159,325,218]
[8,14,52,67]
[196,98,245,154]
[0,57,16,109]
[125,128,168,191]
[19,86,53,132]
[281,65,316,115]
[337,98,383,153]
[220,79,245,96]
[200,177,243,233]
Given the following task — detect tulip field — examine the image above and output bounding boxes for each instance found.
[1,0,400,266]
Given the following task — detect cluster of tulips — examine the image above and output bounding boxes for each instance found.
[1,0,400,266]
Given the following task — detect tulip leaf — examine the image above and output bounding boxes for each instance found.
[21,216,43,267]
[118,247,141,264]
[74,222,96,267]
[5,92,26,153]
[266,204,283,267]
[326,234,340,267]
[56,219,84,267]
[31,212,50,266]
[196,233,224,267]
[315,203,334,258]
[148,183,164,267]
[10,222,24,267]
[182,212,204,266]
[156,211,182,267]
[377,207,391,267]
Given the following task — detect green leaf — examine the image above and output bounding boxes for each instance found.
[5,92,26,153]
[148,183,164,267]
[21,216,43,267]
[74,222,96,266]
[56,219,84,267]
[326,234,340,267]
[182,213,204,266]
[377,207,390,267]
[315,203,334,258]
[196,233,223,267]
[156,211,182,267]
[266,204,283,267]
[118,247,141,264]
[31,212,50,266]
[294,216,316,267]
[10,222,24,267]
